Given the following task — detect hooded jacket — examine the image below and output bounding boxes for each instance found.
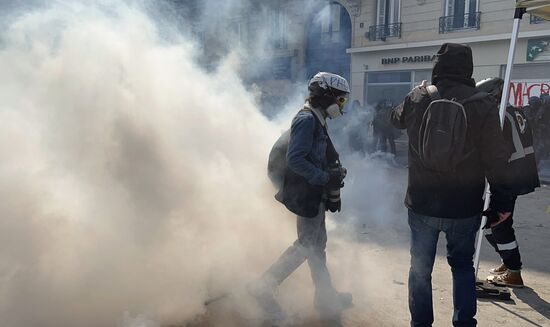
[391,43,515,218]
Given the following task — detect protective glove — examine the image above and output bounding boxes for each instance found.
[482,208,499,229]
[482,208,512,229]
[326,200,341,213]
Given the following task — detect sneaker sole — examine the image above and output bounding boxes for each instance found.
[493,282,525,288]
[487,275,525,288]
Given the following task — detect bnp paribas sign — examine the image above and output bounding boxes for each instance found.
[381,55,436,65]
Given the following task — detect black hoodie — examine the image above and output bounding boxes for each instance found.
[391,43,515,218]
[432,43,476,87]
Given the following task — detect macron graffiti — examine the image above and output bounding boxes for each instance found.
[509,81,550,107]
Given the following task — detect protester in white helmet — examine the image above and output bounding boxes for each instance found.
[250,72,352,324]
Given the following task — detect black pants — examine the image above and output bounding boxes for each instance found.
[379,131,396,154]
[484,206,522,271]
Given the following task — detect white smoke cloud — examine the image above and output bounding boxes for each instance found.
[0,2,299,326]
[0,1,407,326]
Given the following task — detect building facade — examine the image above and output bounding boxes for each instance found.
[177,0,550,110]
[172,0,356,113]
[349,0,550,108]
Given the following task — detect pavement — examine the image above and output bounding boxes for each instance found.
[540,160,550,184]
[186,138,550,327]
[328,182,550,327]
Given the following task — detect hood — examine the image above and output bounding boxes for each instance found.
[432,43,475,87]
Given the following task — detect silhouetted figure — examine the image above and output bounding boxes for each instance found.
[374,99,396,154]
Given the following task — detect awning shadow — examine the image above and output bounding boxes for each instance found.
[513,287,550,321]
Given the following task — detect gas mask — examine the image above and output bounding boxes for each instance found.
[326,103,343,119]
[325,95,348,119]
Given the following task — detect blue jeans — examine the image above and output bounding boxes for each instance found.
[408,210,481,327]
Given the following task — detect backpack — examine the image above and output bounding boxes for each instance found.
[417,85,487,172]
[267,129,291,189]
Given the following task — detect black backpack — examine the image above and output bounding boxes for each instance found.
[417,85,487,172]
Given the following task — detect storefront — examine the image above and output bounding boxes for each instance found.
[349,37,550,108]
[350,46,439,107]
[364,69,432,106]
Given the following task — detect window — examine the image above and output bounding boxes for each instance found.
[369,0,401,41]
[270,8,287,49]
[365,70,431,106]
[229,19,248,47]
[413,70,432,85]
[319,4,344,44]
[530,14,548,24]
[377,0,401,26]
[441,0,480,32]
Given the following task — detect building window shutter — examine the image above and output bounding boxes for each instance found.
[389,0,400,24]
[332,4,341,32]
[331,4,341,42]
[446,0,455,17]
[377,0,387,26]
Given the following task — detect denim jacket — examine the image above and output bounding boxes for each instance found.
[287,108,330,186]
[275,104,330,218]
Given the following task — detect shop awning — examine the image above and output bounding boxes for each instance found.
[516,0,550,20]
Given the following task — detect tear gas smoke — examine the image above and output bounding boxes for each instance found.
[0,1,407,327]
[0,2,298,326]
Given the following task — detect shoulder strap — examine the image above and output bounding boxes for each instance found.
[426,85,441,101]
[326,130,339,162]
[461,91,489,105]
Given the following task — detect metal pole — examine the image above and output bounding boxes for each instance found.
[474,8,526,278]
[499,11,526,126]
[474,185,490,277]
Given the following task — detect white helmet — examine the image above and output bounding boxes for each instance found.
[308,72,350,97]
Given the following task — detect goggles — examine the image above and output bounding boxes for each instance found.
[336,95,348,107]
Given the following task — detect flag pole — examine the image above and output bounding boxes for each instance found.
[474,7,527,278]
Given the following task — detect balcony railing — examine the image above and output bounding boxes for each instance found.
[439,12,481,34]
[530,14,547,24]
[368,23,402,41]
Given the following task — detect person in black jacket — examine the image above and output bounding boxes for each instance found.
[391,43,514,327]
[539,94,550,161]
[477,77,540,288]
[374,99,397,154]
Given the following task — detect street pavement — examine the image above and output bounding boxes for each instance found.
[540,160,550,184]
[187,161,550,327]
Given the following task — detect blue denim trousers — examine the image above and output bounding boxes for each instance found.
[408,210,481,327]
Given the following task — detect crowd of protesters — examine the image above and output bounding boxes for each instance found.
[345,86,549,170]
[523,94,550,166]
